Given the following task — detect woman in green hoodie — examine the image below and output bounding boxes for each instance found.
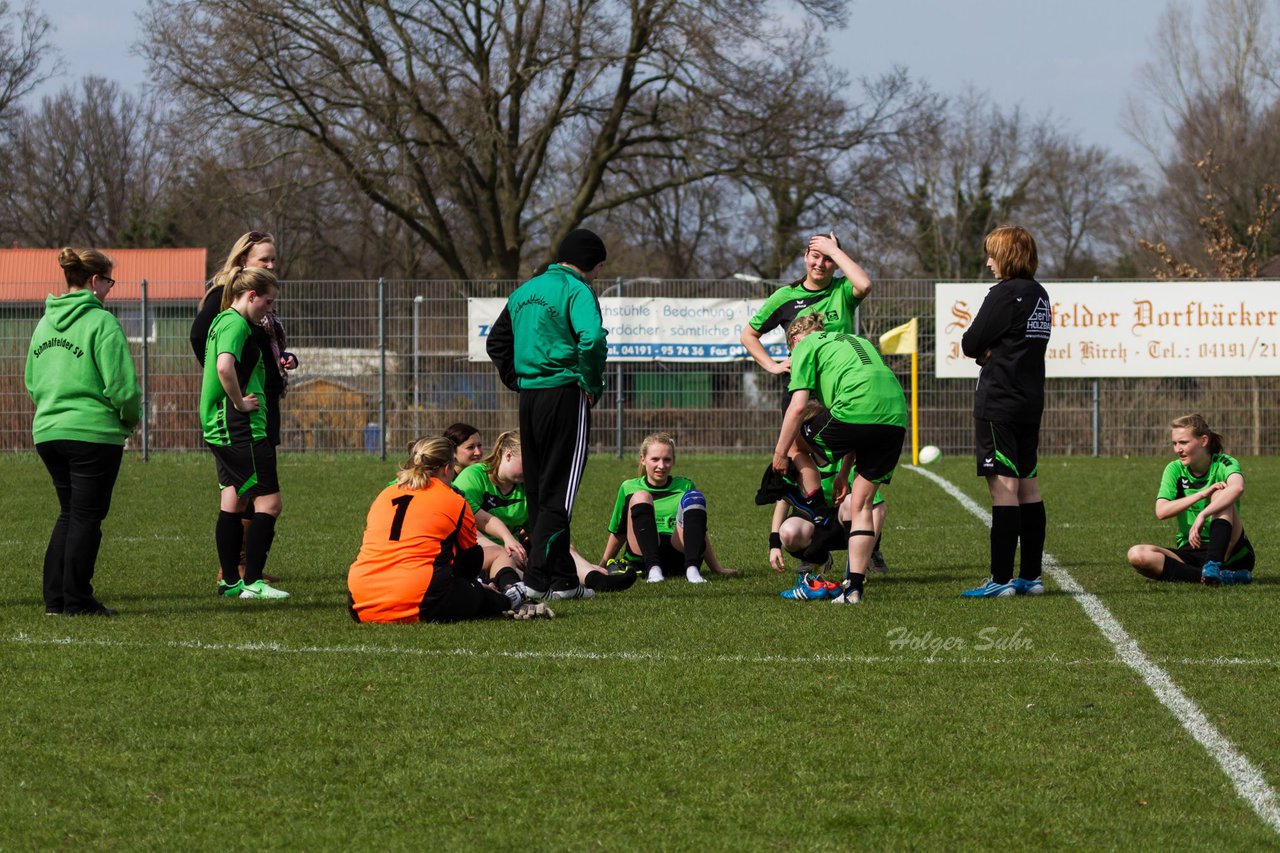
[24,247,141,617]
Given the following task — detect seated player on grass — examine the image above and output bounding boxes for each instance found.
[772,314,907,604]
[598,432,739,584]
[452,430,637,594]
[347,436,552,623]
[1126,413,1255,586]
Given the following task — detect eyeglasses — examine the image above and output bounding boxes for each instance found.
[99,275,115,287]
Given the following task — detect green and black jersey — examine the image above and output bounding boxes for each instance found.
[1158,454,1252,561]
[453,462,527,544]
[749,276,863,337]
[608,475,696,542]
[200,309,266,445]
[789,332,907,427]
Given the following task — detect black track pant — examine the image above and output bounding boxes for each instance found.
[519,385,590,591]
[36,440,124,613]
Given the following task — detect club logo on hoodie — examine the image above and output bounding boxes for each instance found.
[31,337,84,359]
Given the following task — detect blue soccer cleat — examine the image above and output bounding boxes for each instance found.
[1012,576,1045,596]
[781,573,836,600]
[1200,561,1222,587]
[962,578,1016,598]
[1220,568,1253,585]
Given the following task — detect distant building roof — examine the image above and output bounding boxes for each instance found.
[0,248,207,301]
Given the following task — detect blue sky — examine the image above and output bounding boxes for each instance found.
[37,0,1172,164]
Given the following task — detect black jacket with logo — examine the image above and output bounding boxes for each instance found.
[961,277,1051,423]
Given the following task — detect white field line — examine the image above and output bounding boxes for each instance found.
[908,464,1280,834]
[5,632,1280,669]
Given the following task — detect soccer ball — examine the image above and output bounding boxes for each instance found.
[918,445,942,465]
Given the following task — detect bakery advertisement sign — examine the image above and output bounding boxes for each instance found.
[936,282,1280,378]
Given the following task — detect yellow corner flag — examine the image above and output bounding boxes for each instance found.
[878,318,918,355]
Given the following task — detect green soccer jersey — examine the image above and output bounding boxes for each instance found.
[1157,454,1248,555]
[200,309,266,445]
[788,332,907,427]
[453,462,527,543]
[608,476,696,543]
[749,276,863,337]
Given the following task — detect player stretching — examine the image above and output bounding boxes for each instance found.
[1126,414,1255,586]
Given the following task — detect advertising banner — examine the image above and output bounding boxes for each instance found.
[935,282,1280,378]
[467,297,787,363]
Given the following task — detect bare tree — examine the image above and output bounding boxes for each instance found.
[0,77,170,247]
[869,90,1043,279]
[142,0,849,281]
[1027,137,1140,277]
[0,0,58,125]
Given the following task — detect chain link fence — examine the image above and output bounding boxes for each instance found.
[4,277,1277,457]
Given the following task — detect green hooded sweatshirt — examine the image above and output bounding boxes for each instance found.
[25,289,142,445]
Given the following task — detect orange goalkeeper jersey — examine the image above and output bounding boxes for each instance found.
[347,479,478,623]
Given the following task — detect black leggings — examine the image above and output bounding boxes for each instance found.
[37,441,124,612]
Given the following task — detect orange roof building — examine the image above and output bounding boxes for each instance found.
[0,248,208,301]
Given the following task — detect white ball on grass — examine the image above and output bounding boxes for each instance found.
[918,445,942,465]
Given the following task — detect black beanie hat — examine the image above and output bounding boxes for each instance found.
[555,228,607,271]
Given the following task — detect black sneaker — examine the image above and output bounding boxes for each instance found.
[67,604,118,617]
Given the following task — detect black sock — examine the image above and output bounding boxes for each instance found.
[681,507,707,570]
[1018,501,1046,580]
[493,566,520,591]
[1206,519,1232,564]
[216,511,244,584]
[990,506,1021,584]
[629,503,662,570]
[799,542,832,565]
[1159,556,1203,583]
[242,513,277,585]
[845,572,865,594]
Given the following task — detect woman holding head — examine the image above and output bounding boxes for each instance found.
[201,266,289,600]
[740,232,873,382]
[25,248,141,616]
[347,436,551,622]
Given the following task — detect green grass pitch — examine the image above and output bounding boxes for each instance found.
[3,451,1279,848]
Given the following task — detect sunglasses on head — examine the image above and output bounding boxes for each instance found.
[245,230,269,243]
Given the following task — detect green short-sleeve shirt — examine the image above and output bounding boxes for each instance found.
[200,310,266,445]
[749,277,863,337]
[1157,454,1244,549]
[453,462,527,543]
[788,332,907,427]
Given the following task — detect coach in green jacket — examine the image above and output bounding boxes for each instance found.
[486,229,608,600]
[25,247,141,617]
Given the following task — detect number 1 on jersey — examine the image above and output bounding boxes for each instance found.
[389,495,413,540]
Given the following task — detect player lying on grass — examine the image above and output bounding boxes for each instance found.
[1126,414,1255,586]
[598,432,740,584]
[347,436,552,623]
[771,314,907,604]
[452,430,637,595]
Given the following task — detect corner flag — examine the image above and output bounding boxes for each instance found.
[878,318,921,465]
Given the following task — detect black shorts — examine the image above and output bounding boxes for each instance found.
[800,412,904,483]
[975,419,1040,478]
[208,439,279,498]
[625,533,685,573]
[1171,540,1256,572]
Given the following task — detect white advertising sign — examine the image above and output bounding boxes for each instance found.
[467,297,786,363]
[936,281,1280,378]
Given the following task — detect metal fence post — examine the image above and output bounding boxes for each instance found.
[615,362,624,458]
[412,294,423,436]
[1092,379,1100,457]
[140,278,150,462]
[378,277,387,461]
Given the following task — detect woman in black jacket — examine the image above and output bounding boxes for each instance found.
[960,225,1052,598]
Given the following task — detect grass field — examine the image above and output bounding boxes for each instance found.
[3,450,1279,849]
